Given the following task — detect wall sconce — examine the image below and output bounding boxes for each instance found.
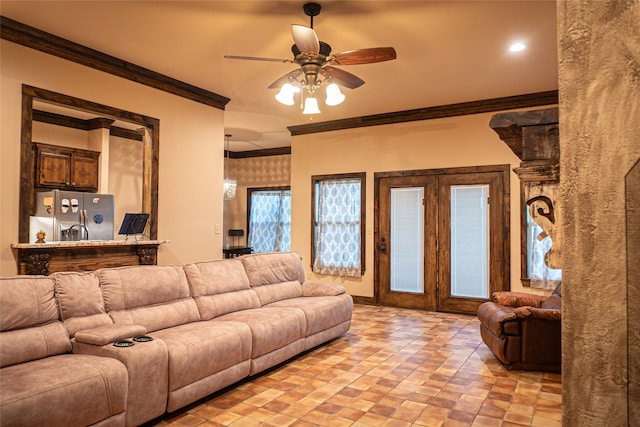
[223,134,236,200]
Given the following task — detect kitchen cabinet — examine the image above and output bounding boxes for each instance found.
[35,142,100,191]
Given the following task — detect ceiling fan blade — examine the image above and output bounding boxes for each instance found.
[332,47,397,65]
[268,69,303,89]
[321,66,365,89]
[224,55,293,63]
[291,24,319,54]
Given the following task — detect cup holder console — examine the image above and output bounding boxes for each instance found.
[113,336,153,347]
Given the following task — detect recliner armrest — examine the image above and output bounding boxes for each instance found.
[513,306,561,321]
[477,302,519,336]
[74,324,147,346]
[491,292,546,308]
[301,282,346,297]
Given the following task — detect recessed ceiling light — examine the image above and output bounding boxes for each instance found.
[509,42,527,53]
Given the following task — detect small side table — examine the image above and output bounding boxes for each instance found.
[223,246,253,259]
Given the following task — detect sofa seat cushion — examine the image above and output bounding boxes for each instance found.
[266,294,353,336]
[149,321,252,391]
[0,354,127,427]
[215,308,306,358]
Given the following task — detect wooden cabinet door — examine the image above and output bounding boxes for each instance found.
[37,146,72,188]
[71,152,99,190]
[35,143,100,191]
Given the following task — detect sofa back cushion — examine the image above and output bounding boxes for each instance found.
[184,259,261,319]
[51,271,113,337]
[0,276,71,367]
[241,252,304,305]
[99,265,200,332]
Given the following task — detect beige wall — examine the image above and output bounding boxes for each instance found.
[290,111,540,297]
[109,136,144,238]
[558,1,640,424]
[0,40,226,275]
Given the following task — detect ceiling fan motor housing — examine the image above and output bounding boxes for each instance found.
[303,3,322,20]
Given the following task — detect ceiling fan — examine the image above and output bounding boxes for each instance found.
[224,2,397,113]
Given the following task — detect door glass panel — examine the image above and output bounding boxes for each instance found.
[450,185,489,298]
[390,187,424,293]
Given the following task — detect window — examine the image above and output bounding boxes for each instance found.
[247,187,291,253]
[450,185,489,299]
[525,196,562,289]
[526,200,562,284]
[311,173,365,277]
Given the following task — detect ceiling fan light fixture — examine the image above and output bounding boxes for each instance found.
[325,83,345,106]
[275,83,296,105]
[303,96,321,114]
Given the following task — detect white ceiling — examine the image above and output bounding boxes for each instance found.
[1,1,558,151]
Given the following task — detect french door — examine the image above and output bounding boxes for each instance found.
[375,166,510,314]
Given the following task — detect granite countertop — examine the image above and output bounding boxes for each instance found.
[12,240,169,249]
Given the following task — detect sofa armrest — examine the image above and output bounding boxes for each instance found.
[491,292,546,308]
[513,306,562,321]
[74,324,147,346]
[301,282,346,297]
[477,302,519,336]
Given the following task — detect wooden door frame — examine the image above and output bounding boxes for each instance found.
[374,165,511,311]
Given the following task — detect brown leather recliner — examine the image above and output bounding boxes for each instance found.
[477,283,561,372]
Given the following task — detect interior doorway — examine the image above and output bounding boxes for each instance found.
[374,165,510,314]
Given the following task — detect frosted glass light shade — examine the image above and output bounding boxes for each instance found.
[275,83,296,105]
[325,83,345,106]
[303,97,321,114]
[223,178,237,200]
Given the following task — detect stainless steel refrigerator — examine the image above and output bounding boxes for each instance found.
[34,190,114,241]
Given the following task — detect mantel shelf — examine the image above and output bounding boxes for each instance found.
[11,240,169,275]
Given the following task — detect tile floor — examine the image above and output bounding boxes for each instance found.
[149,304,562,427]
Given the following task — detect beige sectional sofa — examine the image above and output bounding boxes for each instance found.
[0,252,353,427]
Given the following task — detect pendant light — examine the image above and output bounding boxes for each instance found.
[223,134,236,200]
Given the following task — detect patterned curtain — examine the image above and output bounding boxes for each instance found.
[313,178,361,277]
[248,190,291,253]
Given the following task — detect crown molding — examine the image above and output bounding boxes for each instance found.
[288,91,558,136]
[1,16,230,110]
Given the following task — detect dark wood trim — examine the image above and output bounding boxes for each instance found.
[19,85,159,242]
[19,90,35,244]
[110,127,144,142]
[229,147,292,159]
[1,16,230,110]
[33,109,144,141]
[351,295,376,305]
[289,91,558,136]
[489,107,559,160]
[33,110,86,130]
[25,85,159,127]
